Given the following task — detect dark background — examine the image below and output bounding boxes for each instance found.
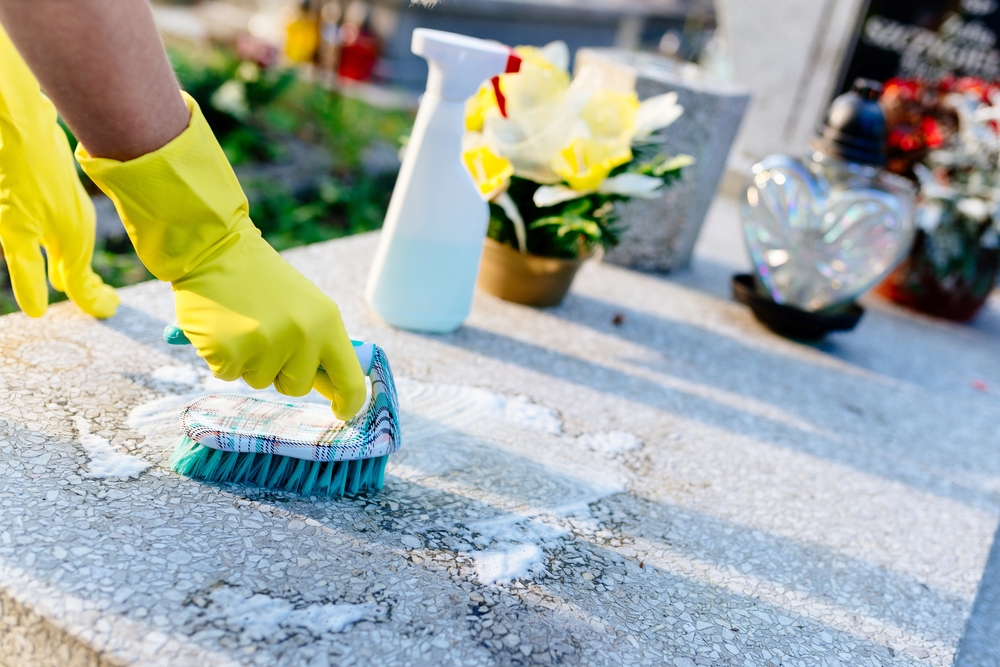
[837,0,1000,93]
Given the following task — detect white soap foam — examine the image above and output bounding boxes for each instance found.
[503,394,562,434]
[151,364,203,386]
[74,417,151,479]
[205,587,374,639]
[574,430,642,455]
[127,394,200,436]
[473,544,545,585]
[464,515,569,585]
[290,603,375,634]
[396,378,562,438]
[471,515,570,544]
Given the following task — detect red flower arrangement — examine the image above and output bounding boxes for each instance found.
[876,76,1000,321]
[882,78,957,176]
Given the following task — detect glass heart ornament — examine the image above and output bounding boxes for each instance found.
[742,153,916,312]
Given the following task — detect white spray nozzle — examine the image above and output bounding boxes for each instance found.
[412,28,513,101]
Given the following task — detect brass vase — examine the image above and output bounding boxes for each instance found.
[477,238,588,307]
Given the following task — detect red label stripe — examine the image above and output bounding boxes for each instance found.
[491,76,506,117]
[493,49,521,118]
[506,50,522,73]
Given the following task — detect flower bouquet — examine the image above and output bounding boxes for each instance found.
[877,77,1000,321]
[460,41,693,306]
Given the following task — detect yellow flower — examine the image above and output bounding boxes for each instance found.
[284,17,319,63]
[464,45,569,129]
[514,45,563,70]
[552,138,632,192]
[465,82,499,132]
[499,46,570,116]
[462,145,514,200]
[581,90,640,141]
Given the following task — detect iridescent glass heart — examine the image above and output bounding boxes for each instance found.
[742,154,916,311]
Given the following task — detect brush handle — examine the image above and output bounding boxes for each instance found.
[161,322,375,375]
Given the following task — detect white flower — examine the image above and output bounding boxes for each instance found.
[957,196,991,222]
[537,41,570,72]
[599,173,665,198]
[654,154,696,173]
[532,173,666,208]
[236,61,260,83]
[634,92,684,139]
[916,200,946,232]
[210,79,248,118]
[534,184,586,208]
[468,41,687,197]
[913,163,954,200]
[493,191,528,254]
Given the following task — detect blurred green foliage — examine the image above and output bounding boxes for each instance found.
[169,47,296,165]
[248,173,396,251]
[269,82,413,172]
[91,237,155,288]
[168,44,411,250]
[0,245,152,315]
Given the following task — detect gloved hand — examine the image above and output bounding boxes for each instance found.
[0,26,119,319]
[76,93,366,420]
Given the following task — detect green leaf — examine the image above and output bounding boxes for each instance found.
[653,153,695,176]
[557,220,602,239]
[530,216,567,229]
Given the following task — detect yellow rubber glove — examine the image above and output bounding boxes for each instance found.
[76,93,366,420]
[0,26,119,319]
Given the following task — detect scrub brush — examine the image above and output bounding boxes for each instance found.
[162,324,400,497]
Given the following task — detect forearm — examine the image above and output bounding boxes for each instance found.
[0,0,189,161]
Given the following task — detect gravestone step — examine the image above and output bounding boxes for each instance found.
[1,207,998,666]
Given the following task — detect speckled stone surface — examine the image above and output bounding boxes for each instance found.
[1,196,999,667]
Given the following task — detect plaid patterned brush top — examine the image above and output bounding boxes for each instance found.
[180,343,400,462]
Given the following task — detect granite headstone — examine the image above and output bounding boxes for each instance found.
[574,48,750,272]
[839,0,1000,92]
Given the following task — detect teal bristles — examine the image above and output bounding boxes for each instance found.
[168,436,389,498]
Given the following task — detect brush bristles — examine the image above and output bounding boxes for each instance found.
[169,437,388,497]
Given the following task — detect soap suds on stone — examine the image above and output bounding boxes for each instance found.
[464,516,569,585]
[503,394,562,433]
[473,544,545,585]
[203,587,375,639]
[151,364,203,386]
[397,377,562,436]
[74,417,151,479]
[574,430,642,455]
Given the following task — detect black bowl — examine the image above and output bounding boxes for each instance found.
[731,274,864,340]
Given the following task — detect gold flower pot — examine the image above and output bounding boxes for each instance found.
[477,238,588,307]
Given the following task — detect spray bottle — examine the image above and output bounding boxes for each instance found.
[365,29,516,333]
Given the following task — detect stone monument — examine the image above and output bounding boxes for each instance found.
[714,0,867,176]
[574,48,751,272]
